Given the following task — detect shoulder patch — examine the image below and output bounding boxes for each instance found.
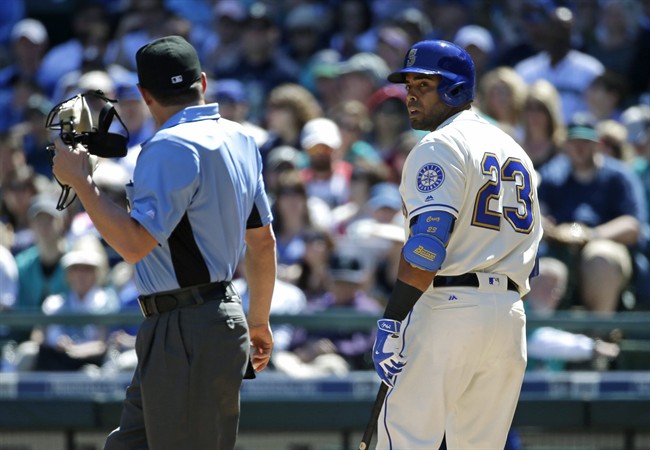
[416,163,444,193]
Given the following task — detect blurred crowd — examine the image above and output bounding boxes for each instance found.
[1,0,649,376]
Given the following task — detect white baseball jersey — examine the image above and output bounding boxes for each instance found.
[400,109,543,295]
[377,109,542,450]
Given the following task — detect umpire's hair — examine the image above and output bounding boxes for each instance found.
[146,80,203,107]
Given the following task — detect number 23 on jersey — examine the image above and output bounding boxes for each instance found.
[472,153,535,234]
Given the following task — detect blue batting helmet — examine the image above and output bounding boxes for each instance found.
[387,40,475,107]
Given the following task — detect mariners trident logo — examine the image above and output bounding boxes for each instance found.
[416,163,444,193]
[406,49,417,67]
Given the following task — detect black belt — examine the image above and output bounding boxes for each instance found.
[137,281,234,317]
[433,273,518,292]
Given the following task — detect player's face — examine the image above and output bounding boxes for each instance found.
[403,73,453,131]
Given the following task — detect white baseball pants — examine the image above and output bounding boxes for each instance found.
[376,276,527,450]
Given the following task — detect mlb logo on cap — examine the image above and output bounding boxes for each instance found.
[136,35,202,91]
[489,277,500,286]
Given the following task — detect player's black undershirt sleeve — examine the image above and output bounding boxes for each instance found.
[383,280,424,321]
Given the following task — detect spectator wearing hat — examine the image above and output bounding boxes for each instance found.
[627,104,650,253]
[0,18,48,95]
[375,25,411,76]
[282,251,384,375]
[538,116,648,312]
[284,4,331,84]
[263,145,304,195]
[213,2,300,124]
[14,194,69,313]
[14,235,119,372]
[300,117,353,208]
[329,99,383,167]
[330,164,390,236]
[0,18,49,133]
[365,182,403,225]
[453,24,496,80]
[110,75,156,172]
[305,48,342,112]
[211,78,268,148]
[343,182,404,280]
[114,74,151,135]
[53,68,116,113]
[626,103,650,151]
[361,182,403,231]
[624,104,650,158]
[336,52,390,106]
[365,84,412,162]
[66,159,131,268]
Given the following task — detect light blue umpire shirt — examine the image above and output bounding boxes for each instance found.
[125,104,273,295]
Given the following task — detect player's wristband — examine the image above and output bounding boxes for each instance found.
[383,280,424,321]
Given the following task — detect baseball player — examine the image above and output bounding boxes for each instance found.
[371,40,542,449]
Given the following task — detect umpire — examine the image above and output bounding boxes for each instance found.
[52,35,276,449]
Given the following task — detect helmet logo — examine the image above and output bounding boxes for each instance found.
[406,49,417,67]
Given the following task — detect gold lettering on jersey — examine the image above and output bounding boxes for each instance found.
[426,216,440,222]
[427,226,437,233]
[414,245,436,261]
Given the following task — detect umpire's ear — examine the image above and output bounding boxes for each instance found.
[200,72,208,95]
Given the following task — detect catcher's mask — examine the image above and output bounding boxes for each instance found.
[45,90,130,210]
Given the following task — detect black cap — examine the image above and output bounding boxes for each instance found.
[136,35,201,92]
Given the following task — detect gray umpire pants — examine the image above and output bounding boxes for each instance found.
[104,293,249,450]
